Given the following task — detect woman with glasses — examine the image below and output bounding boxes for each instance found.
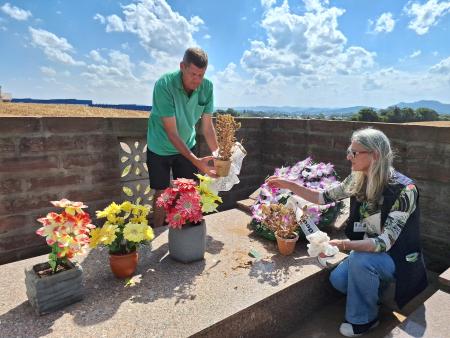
[266,127,427,337]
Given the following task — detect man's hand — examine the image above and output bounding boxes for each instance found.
[265,176,292,190]
[195,156,218,178]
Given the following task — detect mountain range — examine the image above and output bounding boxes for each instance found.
[231,100,450,116]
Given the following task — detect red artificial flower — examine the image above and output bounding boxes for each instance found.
[173,178,197,192]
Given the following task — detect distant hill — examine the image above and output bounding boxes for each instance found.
[393,100,450,114]
[232,105,368,116]
[229,100,450,116]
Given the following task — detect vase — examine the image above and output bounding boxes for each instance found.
[213,158,231,177]
[275,232,299,256]
[24,261,84,315]
[168,220,206,263]
[109,251,138,278]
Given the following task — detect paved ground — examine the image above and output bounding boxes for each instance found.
[0,209,338,338]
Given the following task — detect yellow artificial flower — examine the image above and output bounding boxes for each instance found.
[107,213,117,224]
[106,202,121,215]
[101,223,119,245]
[89,228,102,248]
[143,225,155,241]
[123,223,145,243]
[120,201,133,213]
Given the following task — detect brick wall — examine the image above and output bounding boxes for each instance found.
[0,117,147,264]
[1,117,448,271]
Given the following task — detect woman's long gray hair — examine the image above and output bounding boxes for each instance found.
[349,128,395,202]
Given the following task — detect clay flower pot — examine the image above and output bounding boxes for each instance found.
[275,232,299,256]
[109,251,138,278]
[213,158,231,177]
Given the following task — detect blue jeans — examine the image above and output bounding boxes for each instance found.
[330,251,396,324]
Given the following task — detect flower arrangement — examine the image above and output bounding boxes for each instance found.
[89,201,154,254]
[215,114,241,161]
[156,174,222,228]
[261,203,298,239]
[36,199,95,273]
[251,157,341,240]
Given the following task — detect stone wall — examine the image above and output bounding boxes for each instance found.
[1,117,448,271]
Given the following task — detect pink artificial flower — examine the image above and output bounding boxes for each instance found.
[175,191,201,219]
[156,188,178,209]
[173,178,197,192]
[166,211,186,229]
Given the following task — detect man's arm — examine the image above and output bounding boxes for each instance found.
[161,116,216,176]
[201,114,218,154]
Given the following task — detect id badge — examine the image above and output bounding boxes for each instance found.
[353,221,367,232]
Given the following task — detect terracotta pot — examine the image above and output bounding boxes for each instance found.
[275,232,299,256]
[109,251,138,278]
[213,158,231,177]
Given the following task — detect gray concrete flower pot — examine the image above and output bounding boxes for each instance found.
[24,261,84,315]
[168,220,206,263]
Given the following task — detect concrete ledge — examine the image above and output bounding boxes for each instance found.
[439,267,450,293]
[386,290,450,338]
[0,208,345,338]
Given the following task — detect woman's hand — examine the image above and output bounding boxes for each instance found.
[329,239,349,251]
[265,176,292,190]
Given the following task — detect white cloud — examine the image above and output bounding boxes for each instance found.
[240,0,375,81]
[29,27,85,66]
[1,3,32,21]
[97,0,204,57]
[40,66,57,77]
[261,0,277,10]
[371,12,395,33]
[404,0,450,35]
[89,50,107,63]
[363,77,383,91]
[409,50,422,58]
[93,13,105,24]
[106,14,125,32]
[203,34,211,39]
[429,56,450,74]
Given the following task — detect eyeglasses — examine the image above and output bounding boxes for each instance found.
[346,148,371,159]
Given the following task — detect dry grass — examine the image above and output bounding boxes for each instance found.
[404,120,450,127]
[0,102,149,118]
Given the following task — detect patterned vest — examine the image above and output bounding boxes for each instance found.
[345,171,428,308]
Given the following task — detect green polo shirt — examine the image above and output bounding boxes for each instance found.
[147,70,214,156]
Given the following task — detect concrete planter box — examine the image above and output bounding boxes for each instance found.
[24,261,84,315]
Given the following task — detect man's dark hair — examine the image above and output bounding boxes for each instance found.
[183,47,208,68]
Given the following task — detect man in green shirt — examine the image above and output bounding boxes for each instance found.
[147,47,218,227]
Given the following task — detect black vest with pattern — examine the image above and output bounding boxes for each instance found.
[345,171,428,308]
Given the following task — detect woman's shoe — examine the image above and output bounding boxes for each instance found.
[339,318,379,337]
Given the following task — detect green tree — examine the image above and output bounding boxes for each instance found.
[415,108,439,121]
[352,108,380,122]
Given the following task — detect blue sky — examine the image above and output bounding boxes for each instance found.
[1,0,449,107]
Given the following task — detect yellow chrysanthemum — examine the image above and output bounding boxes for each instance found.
[143,225,155,241]
[89,228,102,248]
[123,223,145,243]
[120,201,133,213]
[105,202,121,215]
[107,213,117,224]
[101,223,119,245]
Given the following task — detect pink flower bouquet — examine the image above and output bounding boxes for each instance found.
[250,157,341,241]
[156,175,222,228]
